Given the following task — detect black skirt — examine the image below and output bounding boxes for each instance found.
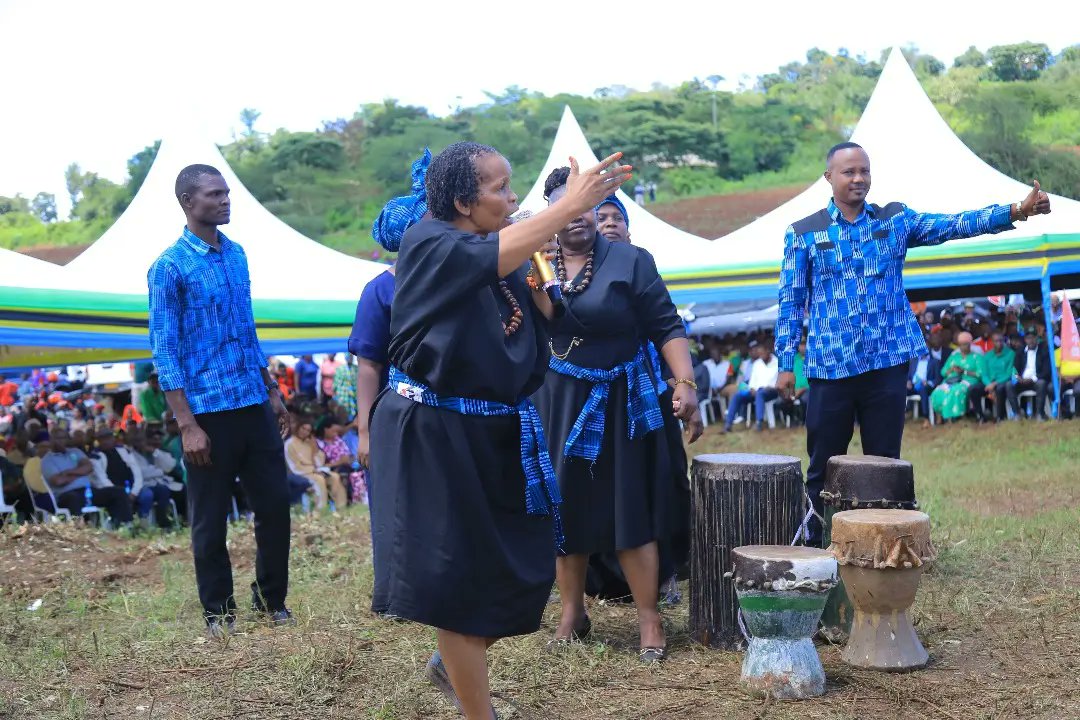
[535,371,673,556]
[369,391,555,638]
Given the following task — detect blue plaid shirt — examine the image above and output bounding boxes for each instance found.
[777,199,1013,380]
[148,228,269,415]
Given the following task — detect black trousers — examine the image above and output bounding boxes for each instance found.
[805,363,908,545]
[187,402,291,619]
[1007,379,1049,419]
[56,485,134,524]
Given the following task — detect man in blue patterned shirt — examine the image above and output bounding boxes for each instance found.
[775,142,1050,543]
[148,164,293,638]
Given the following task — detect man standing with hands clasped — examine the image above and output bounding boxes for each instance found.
[775,142,1051,543]
[148,164,294,638]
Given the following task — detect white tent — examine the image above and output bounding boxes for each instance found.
[519,106,714,272]
[705,46,1080,262]
[62,126,385,302]
[0,248,65,286]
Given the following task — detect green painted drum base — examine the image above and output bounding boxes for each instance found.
[740,637,826,700]
[737,589,830,700]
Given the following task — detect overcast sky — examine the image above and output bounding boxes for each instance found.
[1,0,1076,218]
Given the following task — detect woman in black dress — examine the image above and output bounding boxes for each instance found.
[368,143,629,719]
[590,194,692,604]
[534,169,703,662]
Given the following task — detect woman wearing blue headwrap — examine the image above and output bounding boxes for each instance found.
[534,171,703,664]
[348,149,431,616]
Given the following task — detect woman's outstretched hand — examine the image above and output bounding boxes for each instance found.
[563,153,632,215]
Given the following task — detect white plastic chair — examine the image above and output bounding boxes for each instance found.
[745,397,779,429]
[906,394,921,419]
[1018,389,1036,416]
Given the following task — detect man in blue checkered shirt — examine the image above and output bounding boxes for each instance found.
[775,142,1051,543]
[148,164,294,638]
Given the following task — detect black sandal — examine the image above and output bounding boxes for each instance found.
[547,614,592,647]
[639,646,667,664]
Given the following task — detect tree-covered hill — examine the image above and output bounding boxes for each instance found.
[4,43,1079,258]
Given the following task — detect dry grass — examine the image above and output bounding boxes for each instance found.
[2,420,1079,719]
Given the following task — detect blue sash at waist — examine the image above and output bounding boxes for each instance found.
[548,347,664,461]
[387,367,562,546]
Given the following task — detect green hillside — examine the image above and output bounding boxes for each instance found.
[3,43,1079,258]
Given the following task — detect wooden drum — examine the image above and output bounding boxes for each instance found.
[690,454,804,650]
[820,455,917,641]
[828,509,935,671]
[731,545,837,700]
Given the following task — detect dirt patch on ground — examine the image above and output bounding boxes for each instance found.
[15,244,88,265]
[0,523,180,599]
[650,186,806,238]
[956,484,1080,518]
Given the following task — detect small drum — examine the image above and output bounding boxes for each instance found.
[820,455,918,641]
[828,509,936,671]
[731,545,837,699]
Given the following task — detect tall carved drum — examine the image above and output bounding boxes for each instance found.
[829,509,935,671]
[820,455,917,641]
[731,546,837,699]
[690,454,804,650]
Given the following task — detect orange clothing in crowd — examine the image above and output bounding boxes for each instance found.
[121,404,144,425]
[0,381,17,406]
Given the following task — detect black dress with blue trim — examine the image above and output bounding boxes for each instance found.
[368,219,554,638]
[533,236,686,556]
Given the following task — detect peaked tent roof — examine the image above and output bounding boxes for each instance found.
[519,106,714,272]
[63,128,386,302]
[0,124,389,368]
[662,48,1080,303]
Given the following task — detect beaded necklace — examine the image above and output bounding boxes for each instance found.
[498,280,524,337]
[556,246,595,295]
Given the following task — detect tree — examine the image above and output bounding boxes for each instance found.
[31,192,57,223]
[988,42,1052,81]
[64,163,84,210]
[71,175,129,222]
[0,195,30,215]
[269,132,345,171]
[706,74,725,129]
[359,100,431,137]
[954,46,987,69]
[126,141,161,198]
[240,108,261,137]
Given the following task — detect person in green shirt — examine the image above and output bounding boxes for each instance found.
[138,372,168,424]
[931,332,983,422]
[968,331,1015,422]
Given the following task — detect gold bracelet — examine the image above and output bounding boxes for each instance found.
[673,378,698,391]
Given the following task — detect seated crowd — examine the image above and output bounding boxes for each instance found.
[0,354,368,528]
[688,296,1080,431]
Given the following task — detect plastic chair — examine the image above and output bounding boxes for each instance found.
[745,397,779,429]
[906,394,921,419]
[1015,390,1041,418]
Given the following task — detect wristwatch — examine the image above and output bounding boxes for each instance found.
[1014,201,1028,221]
[266,381,280,393]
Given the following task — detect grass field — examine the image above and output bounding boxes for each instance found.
[2,420,1079,720]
